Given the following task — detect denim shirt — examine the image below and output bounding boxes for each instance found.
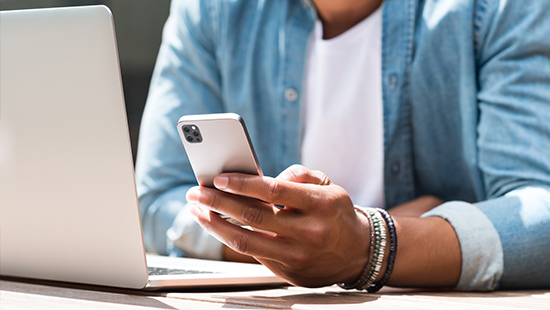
[135,0,550,290]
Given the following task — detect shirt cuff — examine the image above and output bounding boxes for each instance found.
[421,201,503,290]
[167,204,224,260]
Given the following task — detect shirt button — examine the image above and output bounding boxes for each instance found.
[284,88,298,102]
[391,161,400,174]
[389,74,398,90]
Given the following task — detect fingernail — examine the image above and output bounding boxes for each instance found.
[213,175,229,190]
[186,187,200,202]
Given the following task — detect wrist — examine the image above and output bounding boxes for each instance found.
[339,207,397,292]
[340,207,372,284]
[368,208,398,292]
[338,207,387,290]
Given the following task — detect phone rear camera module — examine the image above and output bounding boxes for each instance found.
[182,124,202,143]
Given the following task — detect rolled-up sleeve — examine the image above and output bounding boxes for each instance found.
[422,187,550,290]
[421,201,503,290]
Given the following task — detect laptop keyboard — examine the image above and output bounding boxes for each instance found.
[147,266,218,276]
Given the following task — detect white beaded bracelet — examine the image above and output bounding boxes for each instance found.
[370,209,387,286]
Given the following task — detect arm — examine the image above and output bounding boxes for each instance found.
[186,165,461,287]
[135,0,225,257]
[422,0,550,290]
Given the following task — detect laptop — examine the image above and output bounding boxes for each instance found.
[0,5,286,290]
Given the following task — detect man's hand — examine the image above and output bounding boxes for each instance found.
[186,165,371,287]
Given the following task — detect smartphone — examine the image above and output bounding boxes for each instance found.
[177,113,263,188]
[178,113,276,235]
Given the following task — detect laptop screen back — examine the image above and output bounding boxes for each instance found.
[0,6,148,288]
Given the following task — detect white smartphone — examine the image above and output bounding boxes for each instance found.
[178,113,276,235]
[177,113,263,188]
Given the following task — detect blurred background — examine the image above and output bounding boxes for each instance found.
[0,0,171,161]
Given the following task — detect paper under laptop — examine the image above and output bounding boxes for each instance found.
[0,5,285,289]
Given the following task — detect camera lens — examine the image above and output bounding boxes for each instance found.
[186,136,193,142]
[193,131,199,136]
[183,126,190,133]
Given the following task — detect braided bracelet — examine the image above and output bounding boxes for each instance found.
[367,208,398,293]
[338,207,376,290]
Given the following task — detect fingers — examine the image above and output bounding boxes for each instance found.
[189,206,289,263]
[186,168,371,288]
[223,245,258,263]
[190,204,347,286]
[276,164,332,185]
[186,186,294,234]
[212,173,325,210]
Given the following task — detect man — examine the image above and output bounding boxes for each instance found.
[136,0,550,290]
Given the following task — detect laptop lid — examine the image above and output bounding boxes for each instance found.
[0,5,149,289]
[0,5,286,290]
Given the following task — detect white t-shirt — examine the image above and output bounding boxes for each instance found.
[301,6,384,208]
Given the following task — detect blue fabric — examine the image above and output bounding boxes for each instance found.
[135,0,550,290]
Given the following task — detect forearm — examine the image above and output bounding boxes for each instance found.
[388,216,461,287]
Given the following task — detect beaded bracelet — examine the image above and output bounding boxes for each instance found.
[338,207,376,290]
[358,208,386,290]
[367,208,398,293]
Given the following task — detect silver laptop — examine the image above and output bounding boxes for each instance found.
[0,5,285,289]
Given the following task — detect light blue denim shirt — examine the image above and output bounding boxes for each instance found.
[135,0,550,290]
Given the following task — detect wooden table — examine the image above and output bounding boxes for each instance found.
[2,278,549,309]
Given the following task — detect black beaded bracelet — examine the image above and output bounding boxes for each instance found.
[367,208,398,293]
